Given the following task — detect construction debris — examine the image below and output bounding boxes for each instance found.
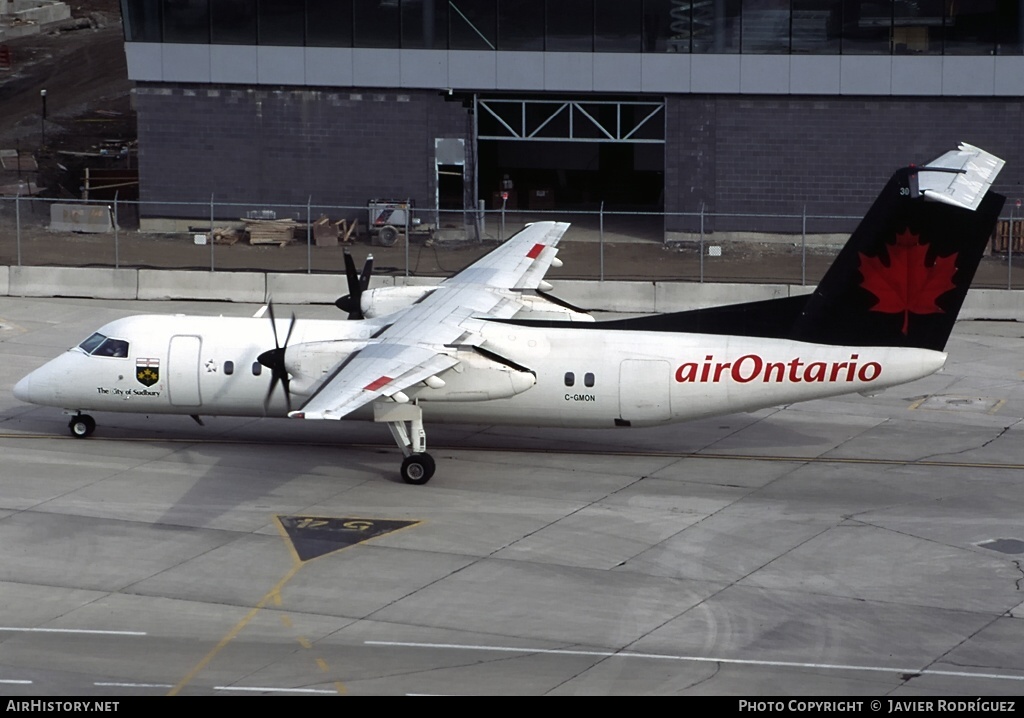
[244,217,297,246]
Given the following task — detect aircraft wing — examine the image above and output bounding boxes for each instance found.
[448,221,569,289]
[292,221,569,420]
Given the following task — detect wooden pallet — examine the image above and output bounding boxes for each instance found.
[245,218,297,246]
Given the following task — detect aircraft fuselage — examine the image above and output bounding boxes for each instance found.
[13,313,947,429]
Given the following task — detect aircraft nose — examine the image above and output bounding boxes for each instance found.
[13,373,34,402]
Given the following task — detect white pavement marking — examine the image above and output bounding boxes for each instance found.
[0,627,146,636]
[367,641,1024,683]
[214,686,340,694]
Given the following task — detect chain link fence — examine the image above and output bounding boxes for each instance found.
[1,194,1022,288]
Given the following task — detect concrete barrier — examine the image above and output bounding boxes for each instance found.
[8,266,138,299]
[48,203,116,233]
[961,289,1024,321]
[266,272,348,305]
[1,265,1022,321]
[137,269,265,302]
[553,280,657,313]
[654,282,795,313]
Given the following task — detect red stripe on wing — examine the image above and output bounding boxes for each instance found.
[526,243,545,259]
[364,376,393,391]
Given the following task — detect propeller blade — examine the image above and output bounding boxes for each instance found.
[257,301,295,413]
[359,254,374,291]
[335,250,370,319]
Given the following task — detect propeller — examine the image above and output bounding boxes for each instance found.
[256,300,296,413]
[335,251,374,319]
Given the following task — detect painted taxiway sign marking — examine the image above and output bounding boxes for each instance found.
[278,516,421,562]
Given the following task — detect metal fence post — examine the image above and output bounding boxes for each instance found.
[699,203,705,283]
[114,191,120,270]
[405,197,411,278]
[1009,207,1015,290]
[599,201,605,282]
[801,204,807,286]
[15,194,21,266]
[209,194,215,272]
[307,196,312,274]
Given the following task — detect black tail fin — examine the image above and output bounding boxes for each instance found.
[789,152,1005,350]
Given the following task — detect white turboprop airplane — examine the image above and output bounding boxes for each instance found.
[12,143,1006,485]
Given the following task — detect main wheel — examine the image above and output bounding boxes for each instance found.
[400,453,436,485]
[69,414,96,439]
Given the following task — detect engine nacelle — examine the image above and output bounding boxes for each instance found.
[361,286,437,319]
[284,339,367,394]
[413,350,535,402]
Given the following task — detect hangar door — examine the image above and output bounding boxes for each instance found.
[475,97,665,212]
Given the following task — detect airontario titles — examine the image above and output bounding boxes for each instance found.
[676,354,882,385]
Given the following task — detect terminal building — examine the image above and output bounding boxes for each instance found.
[118,1,1024,236]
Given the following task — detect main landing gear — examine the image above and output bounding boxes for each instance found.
[375,400,435,485]
[68,413,96,438]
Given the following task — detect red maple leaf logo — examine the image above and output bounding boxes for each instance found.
[858,229,958,335]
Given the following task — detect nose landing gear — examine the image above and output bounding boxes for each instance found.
[68,414,96,438]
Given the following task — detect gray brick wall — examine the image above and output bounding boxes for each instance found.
[135,84,472,222]
[665,95,1024,232]
[137,84,1024,232]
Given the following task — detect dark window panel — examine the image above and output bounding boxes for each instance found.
[692,0,741,53]
[564,371,575,387]
[307,0,353,48]
[892,0,943,54]
[211,0,256,45]
[498,0,544,51]
[996,0,1024,55]
[354,0,401,48]
[162,0,209,44]
[449,0,497,50]
[945,0,997,55]
[792,0,841,54]
[842,0,892,54]
[742,0,790,53]
[224,361,235,375]
[642,0,676,52]
[596,0,642,52]
[122,0,162,42]
[402,0,449,49]
[260,0,304,46]
[547,0,594,52]
[584,372,595,387]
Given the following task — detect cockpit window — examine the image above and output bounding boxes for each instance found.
[78,333,130,358]
[94,339,130,358]
[78,332,106,354]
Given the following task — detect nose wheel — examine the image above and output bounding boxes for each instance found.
[68,414,96,438]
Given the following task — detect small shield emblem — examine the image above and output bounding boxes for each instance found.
[136,357,160,387]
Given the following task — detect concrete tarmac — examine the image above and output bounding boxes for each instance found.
[1,296,1024,696]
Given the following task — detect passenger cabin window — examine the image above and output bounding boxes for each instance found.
[252,362,263,376]
[78,333,129,358]
[584,372,595,387]
[564,371,575,387]
[224,361,234,375]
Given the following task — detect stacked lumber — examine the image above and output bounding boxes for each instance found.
[245,218,297,246]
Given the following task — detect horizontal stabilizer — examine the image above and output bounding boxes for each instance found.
[917,142,1005,211]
